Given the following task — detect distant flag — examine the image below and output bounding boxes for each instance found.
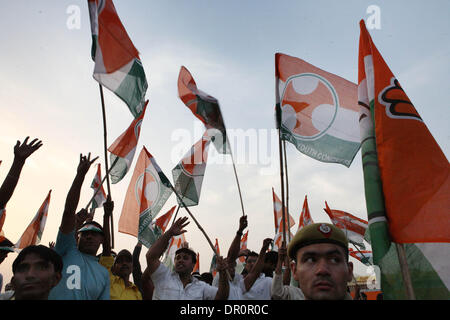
[139,205,176,248]
[297,195,314,232]
[15,191,51,249]
[275,53,361,167]
[193,252,200,273]
[239,231,249,263]
[209,238,220,277]
[272,188,295,249]
[324,201,368,249]
[118,147,173,248]
[177,66,230,154]
[358,20,450,299]
[172,131,211,207]
[0,208,5,233]
[163,234,187,270]
[90,164,107,210]
[87,0,148,118]
[349,248,373,266]
[108,101,148,184]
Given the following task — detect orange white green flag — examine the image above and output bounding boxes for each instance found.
[349,248,373,267]
[193,252,200,273]
[178,66,230,154]
[108,101,148,184]
[118,146,173,247]
[90,164,107,210]
[209,238,220,277]
[358,20,450,299]
[297,195,314,232]
[15,190,51,249]
[324,201,368,249]
[172,131,211,207]
[140,205,176,248]
[275,53,360,167]
[163,234,187,270]
[239,231,248,264]
[272,188,295,249]
[87,0,148,118]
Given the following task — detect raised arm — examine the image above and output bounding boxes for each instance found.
[214,256,229,300]
[0,137,43,210]
[226,215,247,262]
[145,216,190,275]
[60,153,98,234]
[101,195,113,256]
[132,241,143,292]
[244,238,272,292]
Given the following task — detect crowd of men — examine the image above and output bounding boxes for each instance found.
[0,137,367,300]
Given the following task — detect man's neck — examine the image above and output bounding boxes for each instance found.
[178,272,192,288]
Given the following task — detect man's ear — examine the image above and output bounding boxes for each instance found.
[347,261,354,282]
[52,272,62,288]
[10,276,17,291]
[290,260,299,281]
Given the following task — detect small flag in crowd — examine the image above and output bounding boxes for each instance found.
[272,188,295,249]
[349,248,373,266]
[15,190,51,249]
[118,147,173,247]
[209,238,220,277]
[87,0,148,118]
[275,53,360,167]
[163,234,187,270]
[90,164,107,210]
[178,66,230,154]
[109,101,148,184]
[297,195,314,232]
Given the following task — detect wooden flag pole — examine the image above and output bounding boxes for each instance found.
[98,84,114,248]
[282,140,291,242]
[351,242,371,265]
[396,243,416,300]
[85,156,119,210]
[225,134,245,217]
[275,104,287,244]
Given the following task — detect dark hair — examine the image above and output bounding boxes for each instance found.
[199,272,213,285]
[13,245,63,274]
[245,251,258,261]
[0,237,14,249]
[114,249,132,263]
[175,248,197,264]
[265,251,278,264]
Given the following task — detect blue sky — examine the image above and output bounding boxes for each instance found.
[0,0,449,286]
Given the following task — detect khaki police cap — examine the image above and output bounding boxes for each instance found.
[287,223,349,260]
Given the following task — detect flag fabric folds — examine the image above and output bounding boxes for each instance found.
[90,164,107,210]
[324,201,368,249]
[178,66,230,154]
[118,147,173,247]
[87,0,148,118]
[139,205,176,248]
[349,248,373,266]
[193,252,200,274]
[15,191,51,249]
[358,20,450,299]
[172,132,211,207]
[108,101,148,184]
[209,239,220,277]
[275,53,361,167]
[272,188,295,250]
[297,195,314,232]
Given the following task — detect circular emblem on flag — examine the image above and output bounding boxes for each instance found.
[318,223,332,236]
[135,168,160,213]
[281,73,338,140]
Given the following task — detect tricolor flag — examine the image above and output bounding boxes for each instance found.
[275,53,360,167]
[358,20,450,299]
[324,201,368,249]
[272,188,295,250]
[118,147,173,248]
[139,205,176,248]
[297,195,314,232]
[108,101,148,184]
[209,238,220,277]
[239,231,249,264]
[349,248,373,266]
[178,66,230,154]
[172,132,211,207]
[163,234,187,270]
[15,191,51,249]
[90,164,107,210]
[193,252,200,274]
[87,0,148,118]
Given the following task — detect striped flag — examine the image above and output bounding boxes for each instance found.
[324,201,368,249]
[139,205,176,248]
[118,147,173,247]
[163,234,187,270]
[239,231,249,264]
[349,248,373,266]
[358,20,450,299]
[209,239,220,277]
[15,190,51,249]
[87,0,148,118]
[172,132,211,207]
[90,164,107,210]
[272,188,295,249]
[297,195,314,232]
[178,66,230,154]
[108,101,148,184]
[275,53,360,167]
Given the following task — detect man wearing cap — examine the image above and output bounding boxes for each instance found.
[145,216,230,300]
[48,153,110,300]
[283,223,354,300]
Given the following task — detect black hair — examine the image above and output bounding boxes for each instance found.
[13,245,63,274]
[175,248,197,264]
[245,251,258,261]
[264,251,278,265]
[0,237,14,248]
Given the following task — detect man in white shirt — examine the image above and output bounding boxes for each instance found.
[145,216,229,300]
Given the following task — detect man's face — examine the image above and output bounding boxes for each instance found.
[112,254,133,279]
[245,256,258,272]
[77,230,104,256]
[174,252,194,275]
[292,243,353,300]
[11,253,61,300]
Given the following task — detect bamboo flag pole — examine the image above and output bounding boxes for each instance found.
[224,133,245,217]
[282,140,291,242]
[396,243,416,300]
[275,104,287,244]
[98,83,114,248]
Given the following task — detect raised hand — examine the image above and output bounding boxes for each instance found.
[262,238,273,252]
[14,137,43,162]
[238,215,248,233]
[77,153,98,176]
[103,195,114,217]
[216,256,228,273]
[167,216,189,237]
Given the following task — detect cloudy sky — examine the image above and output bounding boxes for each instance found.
[0,0,449,287]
